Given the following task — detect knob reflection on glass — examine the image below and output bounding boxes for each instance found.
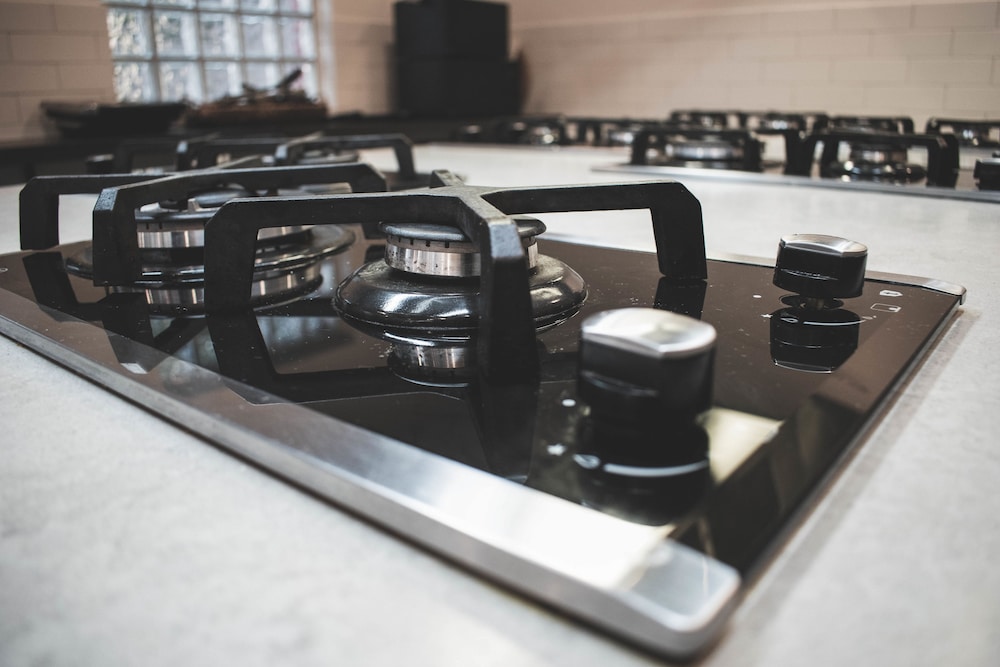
[770,306,861,372]
[574,419,711,525]
[578,308,716,423]
[773,234,868,301]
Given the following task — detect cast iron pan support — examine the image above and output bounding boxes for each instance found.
[202,176,707,382]
[87,162,387,285]
[275,133,417,181]
[20,174,156,250]
[19,155,283,251]
[788,130,960,187]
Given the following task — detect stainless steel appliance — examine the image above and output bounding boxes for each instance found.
[0,146,967,658]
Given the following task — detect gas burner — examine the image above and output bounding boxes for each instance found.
[453,117,571,146]
[19,162,388,312]
[176,134,358,171]
[383,217,544,278]
[925,118,1000,149]
[668,109,740,130]
[630,127,764,172]
[789,129,959,188]
[564,118,661,147]
[174,132,426,191]
[496,118,569,145]
[825,142,928,184]
[827,115,915,134]
[740,111,828,134]
[134,187,318,250]
[335,216,586,334]
[203,174,708,381]
[63,227,344,313]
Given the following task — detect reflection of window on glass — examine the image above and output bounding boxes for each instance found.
[103,0,318,103]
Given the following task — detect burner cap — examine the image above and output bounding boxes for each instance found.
[335,252,587,334]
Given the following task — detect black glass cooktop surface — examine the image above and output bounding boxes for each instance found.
[0,233,962,577]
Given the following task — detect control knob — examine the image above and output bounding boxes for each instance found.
[773,234,868,302]
[578,308,716,424]
[973,154,1000,191]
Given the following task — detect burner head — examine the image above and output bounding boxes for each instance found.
[824,141,927,184]
[65,226,353,314]
[382,217,545,278]
[335,217,587,336]
[633,128,764,172]
[667,136,743,163]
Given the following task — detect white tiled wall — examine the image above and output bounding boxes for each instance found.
[0,0,115,141]
[513,1,1000,127]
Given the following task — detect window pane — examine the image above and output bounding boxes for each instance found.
[154,10,199,57]
[160,61,203,100]
[241,0,276,12]
[280,18,313,59]
[107,8,151,57]
[114,62,157,101]
[198,0,237,8]
[200,13,239,57]
[279,0,312,13]
[241,15,278,57]
[204,61,242,100]
[245,61,279,88]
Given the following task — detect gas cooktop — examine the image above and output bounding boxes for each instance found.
[0,168,965,658]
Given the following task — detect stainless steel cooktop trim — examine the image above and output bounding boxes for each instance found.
[0,286,739,659]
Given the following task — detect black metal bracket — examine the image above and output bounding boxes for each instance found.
[202,179,706,381]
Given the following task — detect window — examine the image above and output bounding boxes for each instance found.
[103,0,318,103]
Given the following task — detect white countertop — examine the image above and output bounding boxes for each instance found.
[2,145,999,666]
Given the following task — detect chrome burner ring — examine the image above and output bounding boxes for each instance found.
[666,139,743,162]
[382,217,545,278]
[135,202,318,250]
[849,144,908,166]
[825,159,927,184]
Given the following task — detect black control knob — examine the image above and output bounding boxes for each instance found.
[973,155,1000,191]
[773,234,868,300]
[578,308,716,423]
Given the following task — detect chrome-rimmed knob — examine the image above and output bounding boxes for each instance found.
[773,234,868,300]
[578,308,716,423]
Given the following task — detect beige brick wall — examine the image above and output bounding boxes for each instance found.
[513,1,1000,128]
[2,0,996,139]
[0,0,115,141]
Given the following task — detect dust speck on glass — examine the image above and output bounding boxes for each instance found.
[103,0,317,103]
